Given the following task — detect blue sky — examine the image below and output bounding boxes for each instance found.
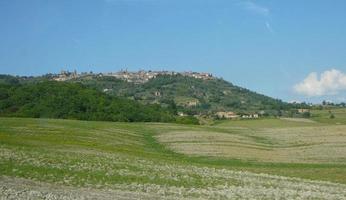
[1,0,346,103]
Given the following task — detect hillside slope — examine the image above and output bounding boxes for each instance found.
[70,74,294,115]
[0,73,305,116]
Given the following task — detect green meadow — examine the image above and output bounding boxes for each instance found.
[1,110,346,199]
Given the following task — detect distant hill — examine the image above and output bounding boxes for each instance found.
[67,74,295,115]
[0,72,308,117]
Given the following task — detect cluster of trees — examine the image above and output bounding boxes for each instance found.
[175,116,200,125]
[0,81,183,123]
[322,100,346,107]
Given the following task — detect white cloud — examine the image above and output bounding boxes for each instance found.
[294,69,346,96]
[265,21,274,33]
[237,1,274,34]
[239,1,270,16]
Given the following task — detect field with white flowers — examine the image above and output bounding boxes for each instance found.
[1,116,346,199]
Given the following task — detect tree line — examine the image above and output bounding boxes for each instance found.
[0,81,198,124]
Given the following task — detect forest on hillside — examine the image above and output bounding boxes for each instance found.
[0,80,197,123]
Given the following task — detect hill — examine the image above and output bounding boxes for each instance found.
[68,73,299,115]
[0,72,308,118]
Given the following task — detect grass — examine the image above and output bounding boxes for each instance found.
[1,117,346,199]
[162,124,346,164]
[155,118,346,184]
[311,108,346,125]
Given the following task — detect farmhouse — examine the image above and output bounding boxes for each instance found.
[241,114,259,119]
[177,112,187,117]
[297,109,310,113]
[216,111,239,119]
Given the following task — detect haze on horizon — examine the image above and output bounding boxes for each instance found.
[1,0,346,103]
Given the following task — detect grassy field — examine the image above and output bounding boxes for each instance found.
[158,118,346,163]
[311,108,346,124]
[1,116,346,199]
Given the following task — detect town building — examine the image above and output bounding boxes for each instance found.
[52,70,215,84]
[216,111,239,119]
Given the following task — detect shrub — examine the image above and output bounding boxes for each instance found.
[175,116,199,125]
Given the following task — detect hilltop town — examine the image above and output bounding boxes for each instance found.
[52,70,214,83]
